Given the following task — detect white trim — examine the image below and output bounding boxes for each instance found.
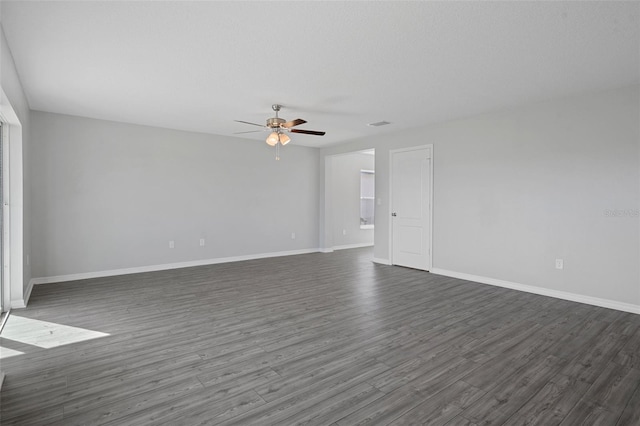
[0,308,10,332]
[430,268,640,315]
[0,88,24,311]
[32,248,320,285]
[1,121,9,313]
[333,243,374,251]
[360,224,374,230]
[429,148,434,269]
[319,248,334,253]
[389,144,434,270]
[11,278,33,308]
[372,257,391,265]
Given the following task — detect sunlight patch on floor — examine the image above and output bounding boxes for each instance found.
[0,316,109,349]
[0,346,24,359]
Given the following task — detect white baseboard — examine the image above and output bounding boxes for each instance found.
[333,243,374,251]
[28,252,638,315]
[319,248,334,253]
[32,248,320,286]
[430,268,640,315]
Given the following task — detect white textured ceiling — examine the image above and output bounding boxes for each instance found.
[1,1,638,147]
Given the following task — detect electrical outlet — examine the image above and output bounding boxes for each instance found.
[200,238,205,247]
[291,232,296,240]
[169,240,175,249]
[555,259,563,270]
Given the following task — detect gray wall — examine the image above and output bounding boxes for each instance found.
[30,112,320,278]
[321,85,640,307]
[330,151,374,248]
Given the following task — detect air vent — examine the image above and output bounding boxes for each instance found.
[368,121,391,127]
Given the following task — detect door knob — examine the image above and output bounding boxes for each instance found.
[391,212,397,217]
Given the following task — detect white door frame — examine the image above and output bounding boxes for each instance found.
[388,144,433,269]
[0,87,25,309]
[0,122,8,313]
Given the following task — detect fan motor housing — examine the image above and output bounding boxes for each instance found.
[267,117,285,128]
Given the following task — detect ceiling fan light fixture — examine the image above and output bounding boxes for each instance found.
[279,133,291,145]
[238,104,325,158]
[266,132,279,146]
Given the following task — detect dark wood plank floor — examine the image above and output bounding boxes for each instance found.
[1,248,639,425]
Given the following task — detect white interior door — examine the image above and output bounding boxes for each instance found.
[391,147,432,270]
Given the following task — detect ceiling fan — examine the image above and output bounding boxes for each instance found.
[234,104,326,159]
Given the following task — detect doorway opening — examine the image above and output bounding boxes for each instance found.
[325,149,375,252]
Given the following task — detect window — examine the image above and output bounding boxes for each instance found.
[360,170,374,229]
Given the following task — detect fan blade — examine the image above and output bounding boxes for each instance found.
[290,129,326,136]
[234,120,265,128]
[282,118,307,128]
[233,130,264,134]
